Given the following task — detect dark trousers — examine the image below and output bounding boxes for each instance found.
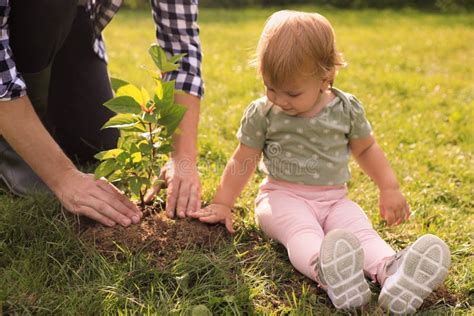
[9,0,119,164]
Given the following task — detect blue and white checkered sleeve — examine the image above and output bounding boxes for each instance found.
[151,0,204,99]
[0,1,27,101]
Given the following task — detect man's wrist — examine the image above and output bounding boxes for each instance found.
[47,165,77,192]
[171,153,197,163]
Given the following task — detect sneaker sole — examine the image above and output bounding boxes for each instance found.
[320,229,371,309]
[378,234,451,314]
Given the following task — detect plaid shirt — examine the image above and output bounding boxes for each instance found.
[0,0,203,101]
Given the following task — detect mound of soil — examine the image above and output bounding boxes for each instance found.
[79,208,458,310]
[80,208,228,268]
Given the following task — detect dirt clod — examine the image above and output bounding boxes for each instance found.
[80,208,228,268]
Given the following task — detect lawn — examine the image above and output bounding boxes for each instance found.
[1,6,473,314]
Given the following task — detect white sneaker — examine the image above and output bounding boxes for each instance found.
[316,229,372,309]
[378,234,451,314]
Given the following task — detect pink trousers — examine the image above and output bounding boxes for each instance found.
[255,177,395,284]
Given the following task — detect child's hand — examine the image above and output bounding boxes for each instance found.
[379,189,410,226]
[190,203,235,234]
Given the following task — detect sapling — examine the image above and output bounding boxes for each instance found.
[94,44,187,208]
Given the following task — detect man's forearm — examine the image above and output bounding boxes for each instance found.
[0,96,75,191]
[172,93,200,163]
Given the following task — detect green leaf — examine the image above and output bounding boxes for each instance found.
[131,152,142,163]
[155,143,174,154]
[169,53,186,64]
[116,151,130,165]
[102,113,140,130]
[120,123,148,133]
[130,142,141,155]
[154,80,175,108]
[94,148,124,161]
[104,96,141,114]
[142,112,157,124]
[117,83,143,105]
[94,159,118,179]
[117,136,126,149]
[148,44,182,73]
[155,79,164,100]
[138,141,153,154]
[129,176,150,196]
[158,103,187,136]
[110,78,129,92]
[108,170,123,183]
[129,177,142,196]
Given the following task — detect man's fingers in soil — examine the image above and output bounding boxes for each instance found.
[78,206,116,227]
[144,178,165,204]
[194,185,202,214]
[195,193,202,214]
[165,179,180,218]
[94,183,141,223]
[186,185,198,215]
[176,181,191,218]
[143,186,158,204]
[85,198,133,227]
[96,178,140,213]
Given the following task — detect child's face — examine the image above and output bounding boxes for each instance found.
[263,75,328,117]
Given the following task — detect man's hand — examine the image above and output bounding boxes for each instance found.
[379,188,410,226]
[190,203,235,234]
[144,157,201,218]
[143,92,201,218]
[53,169,142,227]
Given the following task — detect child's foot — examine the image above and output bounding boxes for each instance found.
[378,234,451,314]
[316,229,371,309]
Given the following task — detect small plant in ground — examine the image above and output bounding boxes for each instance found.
[94,44,187,208]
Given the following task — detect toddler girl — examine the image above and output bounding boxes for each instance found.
[192,10,451,314]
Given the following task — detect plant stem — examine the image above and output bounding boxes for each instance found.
[139,190,145,209]
[146,122,156,185]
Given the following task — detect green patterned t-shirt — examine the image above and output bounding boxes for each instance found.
[236,87,372,186]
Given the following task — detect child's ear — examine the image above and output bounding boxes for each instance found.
[320,77,332,92]
[322,68,336,90]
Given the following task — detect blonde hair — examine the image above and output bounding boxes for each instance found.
[253,10,346,87]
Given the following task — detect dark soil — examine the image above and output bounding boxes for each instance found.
[421,284,458,308]
[80,206,228,268]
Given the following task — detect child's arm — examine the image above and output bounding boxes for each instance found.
[191,143,262,233]
[350,135,410,226]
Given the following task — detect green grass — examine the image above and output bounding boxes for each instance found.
[1,6,473,314]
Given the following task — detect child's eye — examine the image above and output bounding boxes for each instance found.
[288,93,301,98]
